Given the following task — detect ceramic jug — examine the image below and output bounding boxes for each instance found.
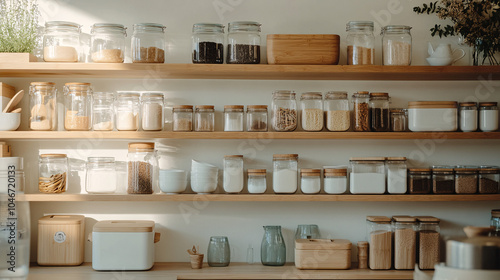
[427,43,465,66]
[261,225,286,266]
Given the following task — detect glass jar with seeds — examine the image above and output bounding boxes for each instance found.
[64,83,92,131]
[300,92,323,132]
[478,166,499,194]
[194,105,215,132]
[408,168,431,194]
[324,91,350,132]
[392,216,417,270]
[127,142,158,194]
[172,105,193,132]
[346,21,375,65]
[192,23,224,64]
[227,21,261,64]
[369,92,390,132]
[454,166,478,194]
[141,93,164,131]
[432,166,455,194]
[366,216,392,270]
[271,90,297,132]
[352,91,370,132]
[92,92,115,131]
[91,23,127,63]
[131,23,166,63]
[39,154,68,194]
[29,82,57,131]
[416,216,440,270]
[246,105,268,132]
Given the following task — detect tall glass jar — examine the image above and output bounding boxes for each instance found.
[224,105,244,132]
[454,166,478,194]
[91,23,127,63]
[491,209,500,237]
[381,25,412,66]
[127,142,158,194]
[86,157,116,194]
[248,169,266,194]
[272,90,297,132]
[417,216,440,270]
[39,154,68,194]
[261,226,286,266]
[346,21,375,65]
[370,92,390,132]
[172,105,193,132]
[478,166,499,194]
[432,166,455,194]
[273,154,298,194]
[141,93,164,131]
[247,105,268,132]
[300,169,321,194]
[460,102,478,132]
[324,91,350,132]
[408,168,432,194]
[192,23,224,64]
[43,21,81,62]
[29,82,57,131]
[207,236,230,267]
[132,23,165,63]
[392,216,417,270]
[227,21,261,64]
[366,216,392,270]
[92,92,114,131]
[116,93,140,131]
[391,108,408,132]
[352,91,370,132]
[387,157,407,194]
[64,82,92,131]
[194,105,215,132]
[223,155,244,194]
[323,167,347,194]
[479,102,499,132]
[300,92,323,132]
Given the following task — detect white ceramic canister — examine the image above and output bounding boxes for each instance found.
[408,101,458,132]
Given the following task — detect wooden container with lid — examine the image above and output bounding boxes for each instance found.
[267,34,340,65]
[295,239,352,269]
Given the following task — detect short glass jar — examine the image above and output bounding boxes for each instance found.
[392,216,417,270]
[370,92,390,132]
[92,92,115,131]
[248,169,266,194]
[29,82,57,131]
[131,23,166,63]
[454,166,478,194]
[479,102,499,132]
[223,155,244,194]
[323,168,347,194]
[387,157,407,194]
[366,216,392,270]
[408,168,432,194]
[273,154,298,194]
[43,21,81,62]
[127,142,158,194]
[194,105,215,132]
[381,25,412,66]
[459,102,478,132]
[346,21,375,65]
[192,23,224,64]
[64,83,92,131]
[224,105,244,132]
[91,23,127,63]
[208,236,231,267]
[350,157,386,194]
[272,90,297,132]
[247,105,268,132]
[300,169,321,194]
[478,166,499,194]
[172,105,193,132]
[417,216,441,270]
[227,21,261,64]
[141,93,164,131]
[432,166,455,194]
[86,157,116,194]
[39,154,68,194]
[116,93,140,131]
[324,91,350,132]
[390,108,408,132]
[300,92,323,132]
[352,91,370,132]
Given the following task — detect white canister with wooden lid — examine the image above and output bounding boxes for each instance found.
[408,101,458,132]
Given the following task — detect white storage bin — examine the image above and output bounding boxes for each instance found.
[408,101,458,132]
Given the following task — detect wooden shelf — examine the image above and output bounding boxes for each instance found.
[0,63,498,80]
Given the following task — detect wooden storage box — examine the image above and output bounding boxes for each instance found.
[37,215,85,266]
[0,82,16,112]
[0,142,11,157]
[295,239,352,269]
[267,34,340,65]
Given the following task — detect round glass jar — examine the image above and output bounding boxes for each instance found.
[141,93,164,131]
[192,23,224,64]
[432,166,455,194]
[381,25,412,66]
[408,168,432,194]
[479,102,499,132]
[39,154,68,194]
[248,169,266,194]
[323,168,347,194]
[346,21,374,65]
[227,21,261,64]
[478,166,499,194]
[132,23,166,63]
[300,92,323,132]
[43,21,81,62]
[300,169,321,194]
[390,108,408,132]
[92,92,115,131]
[91,23,127,63]
[224,105,244,132]
[366,216,392,270]
[29,82,57,131]
[454,166,478,194]
[369,92,390,132]
[86,157,117,194]
[352,91,370,132]
[172,105,193,132]
[272,90,297,132]
[64,83,92,131]
[127,142,158,194]
[273,154,298,194]
[194,105,215,132]
[247,105,268,132]
[459,102,478,132]
[116,93,140,131]
[324,91,350,132]
[223,155,244,194]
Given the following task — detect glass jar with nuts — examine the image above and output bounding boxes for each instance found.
[272,90,297,132]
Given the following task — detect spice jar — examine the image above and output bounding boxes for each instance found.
[223,155,244,194]
[454,166,478,194]
[247,105,268,132]
[248,169,266,194]
[91,23,127,63]
[416,216,440,270]
[227,21,261,64]
[352,91,370,132]
[194,105,215,132]
[127,142,158,194]
[478,166,499,194]
[29,82,57,131]
[346,21,375,65]
[141,93,164,131]
[432,166,455,194]
[392,216,417,270]
[43,21,81,62]
[387,157,407,194]
[272,90,297,132]
[349,157,386,194]
[300,92,323,132]
[381,25,412,66]
[64,83,92,131]
[116,93,140,131]
[132,23,166,63]
[390,108,408,132]
[92,92,114,131]
[324,91,350,132]
[172,105,193,132]
[370,92,390,132]
[366,216,392,270]
[273,154,298,194]
[323,168,347,194]
[224,105,244,132]
[39,154,68,194]
[408,168,431,194]
[300,169,321,194]
[479,102,499,132]
[459,102,478,132]
[86,157,116,194]
[192,23,224,64]
[491,209,500,237]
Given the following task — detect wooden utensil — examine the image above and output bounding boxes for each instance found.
[463,226,492,238]
[2,90,24,113]
[10,108,21,113]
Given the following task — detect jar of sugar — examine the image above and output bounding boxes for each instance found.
[247,169,266,194]
[43,21,81,62]
[141,93,164,131]
[349,157,386,194]
[300,169,321,194]
[323,167,347,194]
[223,155,244,194]
[116,93,140,131]
[272,154,298,194]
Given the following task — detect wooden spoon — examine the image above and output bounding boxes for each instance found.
[10,108,21,113]
[2,90,24,113]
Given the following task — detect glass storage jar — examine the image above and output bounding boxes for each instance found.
[387,157,407,194]
[478,166,499,194]
[141,93,164,131]
[366,216,392,270]
[323,167,347,194]
[224,105,244,132]
[300,92,323,132]
[273,154,298,194]
[352,91,370,132]
[392,216,417,270]
[390,108,408,132]
[208,236,231,267]
[63,82,92,131]
[29,82,57,131]
[92,92,114,131]
[116,93,140,131]
[261,225,286,266]
[39,154,68,194]
[381,25,412,66]
[349,157,386,194]
[192,23,224,64]
[127,142,158,194]
[131,23,166,63]
[491,209,500,237]
[223,155,244,194]
[194,105,215,132]
[324,91,350,132]
[459,102,478,132]
[408,168,431,194]
[416,216,441,270]
[86,157,116,194]
[248,169,266,194]
[247,105,268,132]
[370,92,390,132]
[346,21,375,65]
[43,21,81,62]
[300,169,321,194]
[432,166,455,194]
[479,102,499,132]
[172,105,193,132]
[227,21,261,64]
[91,23,127,63]
[272,90,297,132]
[454,166,478,194]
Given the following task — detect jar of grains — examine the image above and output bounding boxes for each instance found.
[223,155,244,194]
[408,168,431,194]
[369,92,390,132]
[478,166,499,194]
[116,93,140,131]
[272,90,297,132]
[300,169,321,194]
[350,157,386,194]
[459,102,478,132]
[300,92,323,132]
[141,93,164,131]
[172,105,193,132]
[64,83,92,131]
[432,166,455,194]
[194,105,215,132]
[127,142,158,194]
[479,102,499,132]
[92,92,115,131]
[29,82,57,131]
[454,166,478,194]
[86,157,116,194]
[247,169,266,194]
[247,105,268,132]
[43,21,81,62]
[366,216,392,270]
[192,23,224,64]
[390,108,408,132]
[227,21,261,64]
[416,216,440,270]
[381,25,412,66]
[346,21,375,65]
[323,167,347,194]
[392,216,417,270]
[491,209,500,237]
[39,154,68,194]
[273,154,298,194]
[131,23,166,63]
[91,23,127,63]
[386,157,407,194]
[224,105,244,132]
[324,91,350,132]
[352,91,370,132]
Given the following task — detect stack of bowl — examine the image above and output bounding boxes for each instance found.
[191,160,218,194]
[159,169,187,194]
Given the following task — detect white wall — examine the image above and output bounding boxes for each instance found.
[2,0,500,263]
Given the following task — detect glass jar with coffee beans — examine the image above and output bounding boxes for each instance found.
[227,21,261,64]
[369,92,390,132]
[192,23,224,64]
[127,142,158,194]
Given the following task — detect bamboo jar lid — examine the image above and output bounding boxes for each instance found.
[128,142,155,152]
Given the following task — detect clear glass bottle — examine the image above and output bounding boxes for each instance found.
[194,105,215,132]
[324,91,350,132]
[86,157,116,194]
[350,157,386,194]
[300,169,321,194]
[454,166,478,194]
[43,21,81,62]
[352,91,370,132]
[247,105,268,132]
[323,167,347,194]
[387,157,407,194]
[91,23,127,63]
[207,236,230,267]
[141,93,164,131]
[223,155,244,194]
[417,216,441,270]
[479,102,499,132]
[370,92,390,132]
[478,166,499,194]
[432,166,455,194]
[366,216,392,270]
[227,21,261,64]
[63,83,92,131]
[391,108,408,132]
[92,92,114,131]
[247,169,266,194]
[272,90,297,132]
[172,105,193,132]
[491,209,500,237]
[273,154,298,194]
[132,23,166,63]
[381,25,412,66]
[346,21,375,65]
[300,92,323,132]
[127,142,158,194]
[408,168,432,194]
[392,216,417,270]
[459,102,478,132]
[29,82,57,131]
[39,154,68,194]
[224,105,244,132]
[192,23,224,64]
[261,225,286,266]
[295,224,320,240]
[116,93,140,131]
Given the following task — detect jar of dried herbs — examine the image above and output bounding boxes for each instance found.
[478,166,499,194]
[127,142,158,194]
[39,154,68,194]
[272,90,297,132]
[352,91,370,132]
[454,166,478,194]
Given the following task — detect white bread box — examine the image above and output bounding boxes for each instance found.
[91,220,160,271]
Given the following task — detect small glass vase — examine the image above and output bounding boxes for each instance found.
[207,236,230,267]
[472,39,499,66]
[261,225,286,266]
[295,224,321,240]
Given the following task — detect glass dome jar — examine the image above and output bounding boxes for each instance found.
[39,154,68,193]
[273,154,298,194]
[369,92,390,132]
[272,90,297,132]
[141,93,164,131]
[172,105,193,132]
[247,105,268,132]
[192,23,224,64]
[86,157,117,194]
[43,21,81,62]
[29,82,57,131]
[227,21,261,64]
[92,92,114,131]
[352,91,370,132]
[116,93,140,131]
[346,21,374,65]
[63,83,92,131]
[132,23,166,63]
[300,92,323,132]
[381,25,412,66]
[127,142,158,194]
[91,23,127,63]
[324,91,350,132]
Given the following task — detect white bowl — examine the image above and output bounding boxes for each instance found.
[0,113,20,131]
[190,180,218,194]
[426,57,453,66]
[191,160,218,170]
[159,169,187,181]
[0,157,23,171]
[159,177,187,194]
